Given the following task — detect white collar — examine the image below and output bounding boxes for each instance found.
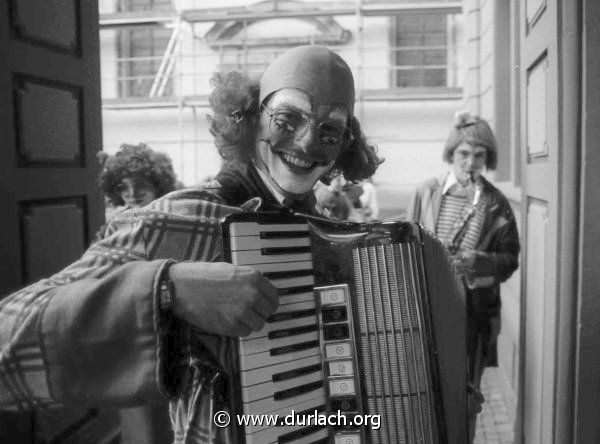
[442,170,460,195]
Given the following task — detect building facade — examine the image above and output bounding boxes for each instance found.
[99,0,466,217]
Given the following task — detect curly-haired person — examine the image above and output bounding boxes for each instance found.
[98,143,177,210]
[0,46,388,444]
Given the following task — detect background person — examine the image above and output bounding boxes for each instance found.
[98,143,178,211]
[358,177,379,221]
[95,143,178,241]
[407,110,520,438]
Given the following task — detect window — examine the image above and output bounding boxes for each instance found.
[118,0,173,12]
[393,12,462,90]
[118,25,173,97]
[219,48,285,79]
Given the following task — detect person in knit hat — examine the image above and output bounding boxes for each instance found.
[407,111,520,440]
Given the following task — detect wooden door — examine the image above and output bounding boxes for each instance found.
[518,0,580,442]
[0,1,118,442]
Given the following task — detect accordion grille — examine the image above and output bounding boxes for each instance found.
[352,243,436,443]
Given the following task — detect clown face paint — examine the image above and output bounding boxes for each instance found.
[253,88,349,199]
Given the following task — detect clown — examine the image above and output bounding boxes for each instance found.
[0,46,380,443]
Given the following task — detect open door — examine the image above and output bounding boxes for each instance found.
[0,1,118,441]
[518,0,580,442]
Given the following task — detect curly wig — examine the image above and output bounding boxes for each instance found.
[442,111,498,170]
[207,70,383,183]
[98,143,177,206]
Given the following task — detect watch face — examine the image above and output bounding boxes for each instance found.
[159,276,175,312]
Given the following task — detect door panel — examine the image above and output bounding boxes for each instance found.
[519,0,560,442]
[0,0,118,442]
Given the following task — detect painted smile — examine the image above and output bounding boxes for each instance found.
[277,150,322,172]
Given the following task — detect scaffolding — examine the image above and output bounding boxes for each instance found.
[99,0,463,110]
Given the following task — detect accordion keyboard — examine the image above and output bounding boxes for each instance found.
[228,220,329,444]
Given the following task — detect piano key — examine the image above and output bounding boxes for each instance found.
[269,324,318,340]
[270,339,319,356]
[242,366,323,403]
[274,380,324,401]
[274,299,316,313]
[242,314,317,341]
[262,246,312,256]
[242,395,326,436]
[278,426,329,444]
[270,275,315,290]
[240,344,321,372]
[241,354,322,387]
[240,330,319,356]
[268,308,316,323]
[230,222,309,237]
[250,260,313,274]
[244,382,326,416]
[280,292,316,306]
[233,249,312,265]
[230,235,310,251]
[263,268,314,280]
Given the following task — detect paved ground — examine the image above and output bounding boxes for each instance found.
[473,367,515,444]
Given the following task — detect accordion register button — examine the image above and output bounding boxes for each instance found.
[334,433,361,444]
[325,342,352,358]
[321,306,348,323]
[319,286,347,305]
[329,379,356,396]
[323,324,349,340]
[331,397,357,412]
[328,360,354,376]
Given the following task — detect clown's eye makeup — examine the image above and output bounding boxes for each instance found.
[262,105,349,148]
[271,110,299,134]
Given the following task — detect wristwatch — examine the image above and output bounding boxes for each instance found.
[159,263,176,313]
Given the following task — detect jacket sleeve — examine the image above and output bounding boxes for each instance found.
[406,186,422,222]
[471,201,520,285]
[0,215,176,411]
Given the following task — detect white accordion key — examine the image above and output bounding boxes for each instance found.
[249,260,313,274]
[243,395,326,435]
[239,344,319,372]
[232,249,312,265]
[240,331,319,356]
[242,367,323,404]
[241,354,321,387]
[243,385,325,416]
[229,222,309,236]
[230,235,310,251]
[241,312,317,340]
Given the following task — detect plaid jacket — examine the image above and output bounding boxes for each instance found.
[0,186,258,443]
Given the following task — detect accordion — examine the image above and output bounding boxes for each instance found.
[222,212,467,444]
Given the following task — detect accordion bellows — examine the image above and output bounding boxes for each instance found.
[223,212,467,444]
